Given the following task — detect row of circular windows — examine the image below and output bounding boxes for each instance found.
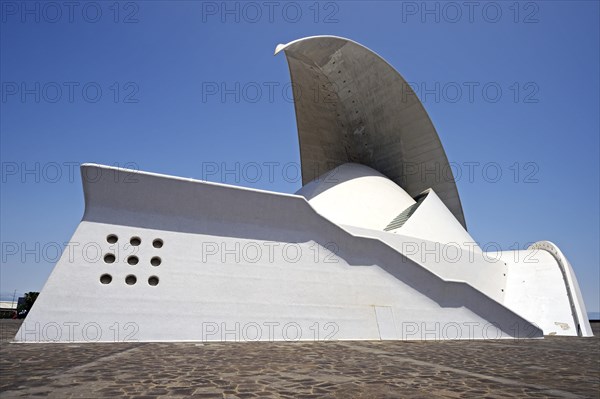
[100,274,159,286]
[106,234,163,249]
[104,254,162,266]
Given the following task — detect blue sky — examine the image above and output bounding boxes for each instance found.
[1,1,598,315]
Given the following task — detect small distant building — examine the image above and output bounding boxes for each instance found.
[0,300,18,318]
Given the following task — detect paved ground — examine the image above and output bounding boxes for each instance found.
[0,320,598,398]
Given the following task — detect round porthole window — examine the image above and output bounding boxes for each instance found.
[125,275,137,285]
[106,234,118,244]
[130,237,141,246]
[152,239,163,248]
[104,254,116,264]
[148,276,159,286]
[127,256,139,265]
[100,274,112,284]
[150,256,161,267]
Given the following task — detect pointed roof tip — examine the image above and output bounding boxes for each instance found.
[274,43,286,55]
[275,36,354,56]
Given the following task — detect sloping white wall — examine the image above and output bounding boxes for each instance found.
[393,190,478,251]
[15,164,541,342]
[347,195,593,337]
[343,225,507,305]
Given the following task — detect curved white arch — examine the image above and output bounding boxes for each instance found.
[528,241,593,337]
[276,35,466,228]
[296,163,416,230]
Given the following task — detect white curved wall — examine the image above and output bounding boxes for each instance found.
[393,189,479,251]
[16,164,542,342]
[500,244,593,337]
[17,164,589,340]
[296,163,416,230]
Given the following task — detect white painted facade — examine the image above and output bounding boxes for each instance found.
[15,36,593,342]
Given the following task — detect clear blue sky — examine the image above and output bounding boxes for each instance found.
[1,1,598,314]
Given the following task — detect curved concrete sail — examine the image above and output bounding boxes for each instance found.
[276,36,467,228]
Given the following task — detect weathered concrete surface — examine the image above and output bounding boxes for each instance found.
[276,36,466,228]
[1,320,598,398]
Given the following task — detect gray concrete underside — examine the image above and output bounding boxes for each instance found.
[277,36,466,228]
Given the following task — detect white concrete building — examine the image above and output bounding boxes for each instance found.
[16,36,592,342]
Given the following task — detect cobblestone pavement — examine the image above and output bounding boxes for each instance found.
[0,320,598,398]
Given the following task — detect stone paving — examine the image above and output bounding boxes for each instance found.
[0,320,598,398]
